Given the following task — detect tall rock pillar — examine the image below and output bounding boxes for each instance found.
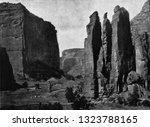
[97,13,112,92]
[84,11,102,98]
[110,6,135,93]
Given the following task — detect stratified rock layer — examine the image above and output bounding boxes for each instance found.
[84,11,102,98]
[0,47,15,91]
[110,6,135,93]
[61,48,85,77]
[131,0,150,89]
[0,3,60,79]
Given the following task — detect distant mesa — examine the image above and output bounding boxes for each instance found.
[60,48,85,77]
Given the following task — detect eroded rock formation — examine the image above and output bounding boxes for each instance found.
[61,48,85,77]
[97,12,112,92]
[131,0,150,90]
[0,3,60,80]
[110,6,135,93]
[84,11,102,98]
[0,47,15,91]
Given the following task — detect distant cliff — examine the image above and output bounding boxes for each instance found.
[0,3,60,80]
[61,48,84,77]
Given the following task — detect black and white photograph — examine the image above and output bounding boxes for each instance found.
[0,0,150,110]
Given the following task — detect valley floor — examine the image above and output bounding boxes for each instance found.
[1,80,150,110]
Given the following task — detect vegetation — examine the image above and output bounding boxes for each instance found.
[65,86,92,110]
[127,85,140,106]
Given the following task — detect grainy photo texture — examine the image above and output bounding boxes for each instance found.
[0,0,150,110]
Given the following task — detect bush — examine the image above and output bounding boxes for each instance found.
[65,87,92,110]
[127,85,139,106]
[65,87,76,102]
[72,95,91,110]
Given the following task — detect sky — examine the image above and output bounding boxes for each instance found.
[0,0,147,55]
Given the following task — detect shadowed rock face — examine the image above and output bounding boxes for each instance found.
[0,47,15,91]
[131,0,150,90]
[60,48,85,77]
[0,3,60,80]
[97,12,112,92]
[110,6,135,93]
[84,11,102,98]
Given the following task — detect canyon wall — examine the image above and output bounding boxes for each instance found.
[0,3,60,80]
[131,0,150,90]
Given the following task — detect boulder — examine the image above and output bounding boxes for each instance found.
[126,71,141,85]
[120,84,145,106]
[0,3,60,80]
[84,11,102,98]
[0,47,15,90]
[110,6,135,93]
[131,0,150,90]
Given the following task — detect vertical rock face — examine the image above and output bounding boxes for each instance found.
[102,13,112,69]
[60,48,85,77]
[0,47,15,91]
[97,13,112,92]
[0,3,60,79]
[84,11,102,98]
[110,6,135,93]
[131,0,150,89]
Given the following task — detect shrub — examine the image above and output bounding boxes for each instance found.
[127,85,139,106]
[72,95,91,110]
[65,87,75,102]
[65,87,92,110]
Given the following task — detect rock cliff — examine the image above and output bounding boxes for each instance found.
[0,3,60,80]
[131,0,150,90]
[61,48,85,77]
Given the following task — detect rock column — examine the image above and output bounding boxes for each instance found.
[97,13,112,92]
[84,11,102,98]
[110,6,135,93]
